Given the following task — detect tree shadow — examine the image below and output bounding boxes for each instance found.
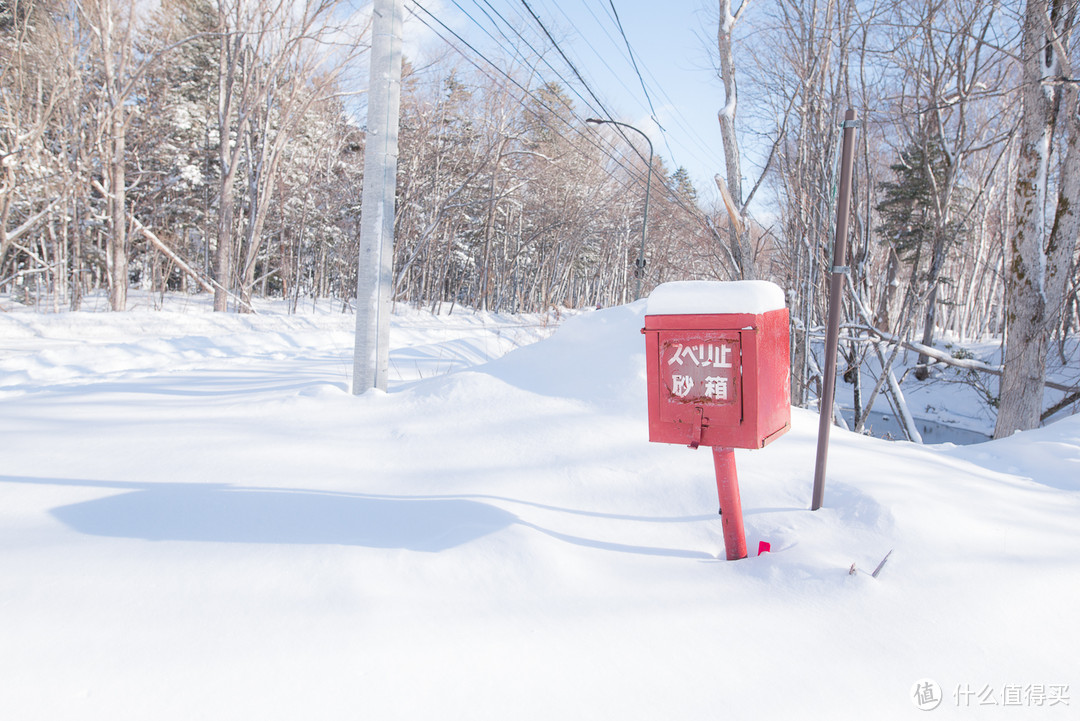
[46,482,515,551]
[4,475,715,559]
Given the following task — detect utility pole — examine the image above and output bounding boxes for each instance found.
[812,110,858,510]
[586,118,652,300]
[352,0,404,394]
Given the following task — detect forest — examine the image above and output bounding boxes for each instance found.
[2,0,1078,438]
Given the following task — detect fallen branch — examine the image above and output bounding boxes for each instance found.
[129,215,256,314]
[1042,392,1080,422]
[856,324,1078,395]
[843,277,922,442]
[840,275,1079,427]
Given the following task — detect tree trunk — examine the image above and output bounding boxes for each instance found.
[479,137,507,311]
[213,8,246,312]
[914,228,949,380]
[107,107,128,311]
[213,160,237,312]
[716,0,756,280]
[98,0,129,312]
[994,0,1075,438]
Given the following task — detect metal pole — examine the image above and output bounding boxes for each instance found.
[811,109,858,510]
[352,0,404,394]
[585,118,652,300]
[713,447,747,560]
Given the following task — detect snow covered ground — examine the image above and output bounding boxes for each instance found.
[1,292,1078,719]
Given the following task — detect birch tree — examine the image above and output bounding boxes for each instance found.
[78,0,213,309]
[234,1,366,311]
[716,0,758,279]
[995,0,1080,437]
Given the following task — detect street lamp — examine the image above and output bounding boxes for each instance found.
[586,117,653,301]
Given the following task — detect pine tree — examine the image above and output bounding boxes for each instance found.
[876,137,954,262]
[671,167,698,207]
[877,133,970,379]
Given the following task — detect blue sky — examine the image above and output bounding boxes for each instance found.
[403,0,732,207]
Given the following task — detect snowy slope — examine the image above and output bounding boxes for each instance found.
[1,297,1077,719]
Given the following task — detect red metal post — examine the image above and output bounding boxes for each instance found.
[712,446,747,560]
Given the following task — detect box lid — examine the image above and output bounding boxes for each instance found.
[646,281,786,316]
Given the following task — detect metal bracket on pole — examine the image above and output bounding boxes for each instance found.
[831,266,850,275]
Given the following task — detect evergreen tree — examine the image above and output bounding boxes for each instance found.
[877,132,970,379]
[524,81,575,151]
[670,167,698,207]
[875,137,955,262]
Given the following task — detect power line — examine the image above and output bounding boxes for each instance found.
[424,0,710,193]
[459,0,613,126]
[517,0,620,123]
[601,0,688,173]
[405,0,715,231]
[593,0,728,187]
[541,0,645,118]
[607,0,661,130]
[463,0,664,174]
[405,1,649,195]
[493,0,725,199]
[544,0,711,179]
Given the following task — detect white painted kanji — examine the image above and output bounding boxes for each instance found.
[671,374,694,398]
[704,376,729,400]
[712,344,733,368]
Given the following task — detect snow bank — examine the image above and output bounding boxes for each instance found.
[478,302,648,410]
[1,298,1078,720]
[944,413,1080,491]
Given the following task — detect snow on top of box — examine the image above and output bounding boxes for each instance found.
[646,281,786,315]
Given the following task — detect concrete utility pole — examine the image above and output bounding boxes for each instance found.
[352,0,404,394]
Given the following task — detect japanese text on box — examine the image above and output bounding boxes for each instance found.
[662,338,740,404]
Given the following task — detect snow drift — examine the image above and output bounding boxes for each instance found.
[1,297,1077,719]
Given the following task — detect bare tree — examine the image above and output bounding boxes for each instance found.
[234,1,368,311]
[881,0,1009,379]
[716,0,759,279]
[208,0,368,312]
[744,0,853,405]
[1,0,68,295]
[996,0,1080,437]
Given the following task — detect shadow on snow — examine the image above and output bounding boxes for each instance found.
[2,475,714,559]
